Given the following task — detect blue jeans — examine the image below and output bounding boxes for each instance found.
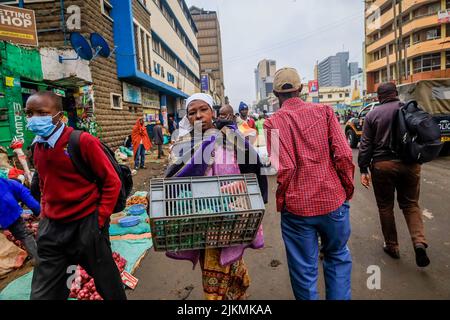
[134,144,146,168]
[281,202,352,300]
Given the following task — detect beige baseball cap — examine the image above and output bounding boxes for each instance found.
[273,68,302,93]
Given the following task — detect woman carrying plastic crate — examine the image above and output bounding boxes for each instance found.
[164,93,268,300]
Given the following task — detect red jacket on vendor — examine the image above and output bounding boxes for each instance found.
[33,125,121,227]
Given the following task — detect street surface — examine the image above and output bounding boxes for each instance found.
[128,151,450,300]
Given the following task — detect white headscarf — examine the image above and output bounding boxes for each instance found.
[178,93,214,137]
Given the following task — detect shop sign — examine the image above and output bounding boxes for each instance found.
[13,101,24,142]
[0,4,38,46]
[201,74,209,92]
[21,87,35,94]
[143,109,159,123]
[123,82,142,104]
[5,76,20,87]
[142,89,159,109]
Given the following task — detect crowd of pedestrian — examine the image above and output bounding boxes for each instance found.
[0,65,438,301]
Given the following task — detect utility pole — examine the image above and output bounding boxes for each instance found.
[398,0,404,83]
[386,44,391,81]
[393,0,400,82]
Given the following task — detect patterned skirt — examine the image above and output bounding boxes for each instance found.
[199,248,250,300]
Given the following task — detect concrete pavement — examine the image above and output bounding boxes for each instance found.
[128,153,450,300]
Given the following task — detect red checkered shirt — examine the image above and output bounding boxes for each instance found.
[264,98,355,216]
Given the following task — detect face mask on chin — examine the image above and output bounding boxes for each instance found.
[26,112,61,137]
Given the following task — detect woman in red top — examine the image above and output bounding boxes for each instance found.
[131,117,152,170]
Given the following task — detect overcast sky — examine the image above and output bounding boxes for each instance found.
[186,0,365,109]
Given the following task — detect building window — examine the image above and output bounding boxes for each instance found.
[374,51,380,61]
[328,94,332,99]
[413,27,441,44]
[446,51,450,68]
[413,1,441,19]
[100,0,113,21]
[319,95,323,99]
[152,37,161,55]
[413,53,441,73]
[345,93,350,97]
[374,71,380,84]
[111,93,123,110]
[402,14,410,24]
[339,93,343,98]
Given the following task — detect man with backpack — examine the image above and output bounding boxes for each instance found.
[358,82,430,268]
[25,91,127,300]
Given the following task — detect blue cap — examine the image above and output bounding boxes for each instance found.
[239,102,249,112]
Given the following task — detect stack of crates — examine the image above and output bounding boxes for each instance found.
[149,174,265,252]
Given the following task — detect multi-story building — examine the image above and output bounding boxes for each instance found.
[307,86,351,108]
[255,59,276,101]
[318,52,351,87]
[138,0,201,119]
[190,6,225,105]
[349,62,361,77]
[5,0,200,147]
[365,0,450,93]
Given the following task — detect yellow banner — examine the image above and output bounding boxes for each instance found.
[5,77,14,87]
[441,136,450,143]
[0,30,34,40]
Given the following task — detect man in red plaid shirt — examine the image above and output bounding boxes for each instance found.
[265,68,355,300]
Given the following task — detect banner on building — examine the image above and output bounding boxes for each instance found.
[350,73,364,107]
[308,80,319,97]
[438,10,450,23]
[123,82,142,104]
[0,4,38,46]
[201,74,209,92]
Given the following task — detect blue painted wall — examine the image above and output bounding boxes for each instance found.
[110,0,188,99]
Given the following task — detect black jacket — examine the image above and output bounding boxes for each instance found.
[358,100,401,173]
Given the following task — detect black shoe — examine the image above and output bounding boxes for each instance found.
[383,244,400,259]
[415,245,430,268]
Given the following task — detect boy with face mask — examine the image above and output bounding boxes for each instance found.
[25,91,126,300]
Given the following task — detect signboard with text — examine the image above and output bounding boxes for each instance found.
[123,82,142,104]
[0,4,38,46]
[201,74,209,92]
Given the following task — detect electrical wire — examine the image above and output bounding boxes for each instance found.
[224,11,362,63]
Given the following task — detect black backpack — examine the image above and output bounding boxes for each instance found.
[391,101,443,164]
[67,130,133,213]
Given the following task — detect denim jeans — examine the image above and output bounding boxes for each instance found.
[134,144,146,168]
[281,202,352,300]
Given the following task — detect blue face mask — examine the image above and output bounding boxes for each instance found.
[26,113,61,137]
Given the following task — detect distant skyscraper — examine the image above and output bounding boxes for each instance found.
[255,59,276,100]
[190,6,225,104]
[318,52,359,87]
[349,62,360,77]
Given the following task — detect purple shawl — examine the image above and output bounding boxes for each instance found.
[165,129,264,268]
